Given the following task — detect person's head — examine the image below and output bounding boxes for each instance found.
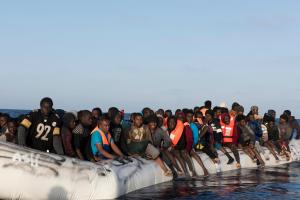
[98,115,110,133]
[205,110,214,122]
[7,120,17,134]
[186,110,194,123]
[236,105,244,115]
[267,110,276,120]
[263,113,275,125]
[92,107,102,120]
[221,113,230,125]
[108,107,119,119]
[176,112,186,123]
[156,115,164,128]
[130,113,137,122]
[40,97,53,116]
[193,106,200,113]
[167,116,177,132]
[0,114,9,128]
[283,110,292,119]
[231,102,240,112]
[164,110,172,118]
[204,100,212,109]
[147,115,158,132]
[182,108,189,116]
[247,111,255,122]
[280,114,289,124]
[79,110,93,126]
[194,111,203,119]
[213,106,222,118]
[133,113,143,128]
[156,109,164,117]
[63,113,76,130]
[175,109,182,116]
[142,107,152,119]
[236,115,247,126]
[111,111,121,125]
[284,110,291,116]
[251,106,259,115]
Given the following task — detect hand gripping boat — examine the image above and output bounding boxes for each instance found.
[0,140,300,200]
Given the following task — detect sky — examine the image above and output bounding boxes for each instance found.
[0,1,300,116]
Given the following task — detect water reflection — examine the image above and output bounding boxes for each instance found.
[120,162,300,200]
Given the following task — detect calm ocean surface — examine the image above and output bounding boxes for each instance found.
[120,162,300,200]
[2,109,300,200]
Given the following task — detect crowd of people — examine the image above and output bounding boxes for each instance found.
[0,97,300,178]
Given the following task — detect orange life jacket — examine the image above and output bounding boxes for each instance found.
[169,120,184,146]
[220,117,235,143]
[91,127,112,147]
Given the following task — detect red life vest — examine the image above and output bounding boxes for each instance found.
[170,120,184,147]
[220,117,235,143]
[184,122,194,153]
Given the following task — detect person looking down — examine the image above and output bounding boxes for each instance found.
[91,115,124,160]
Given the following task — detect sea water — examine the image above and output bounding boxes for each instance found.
[121,162,300,200]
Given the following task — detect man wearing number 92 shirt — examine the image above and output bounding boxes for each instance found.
[18,97,64,154]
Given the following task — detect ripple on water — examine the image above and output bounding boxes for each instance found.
[119,162,300,200]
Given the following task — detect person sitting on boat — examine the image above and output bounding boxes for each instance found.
[167,115,196,177]
[109,108,128,156]
[236,115,265,167]
[261,114,280,161]
[164,110,173,128]
[283,110,300,140]
[230,102,240,119]
[73,110,94,161]
[147,115,183,178]
[142,107,154,125]
[17,97,64,155]
[0,119,17,143]
[278,114,293,160]
[156,114,167,131]
[127,113,172,176]
[91,115,124,160]
[185,110,209,176]
[205,110,236,165]
[220,112,241,168]
[91,107,102,128]
[0,113,10,135]
[264,112,281,152]
[61,113,77,158]
[198,115,220,167]
[176,111,198,177]
[247,111,270,161]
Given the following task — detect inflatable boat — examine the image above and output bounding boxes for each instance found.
[0,140,300,200]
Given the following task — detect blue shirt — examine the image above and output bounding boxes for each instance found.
[190,123,199,147]
[248,121,262,141]
[91,131,113,158]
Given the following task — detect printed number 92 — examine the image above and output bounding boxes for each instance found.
[36,124,51,141]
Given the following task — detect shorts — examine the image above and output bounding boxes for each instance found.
[145,143,160,159]
[127,141,148,155]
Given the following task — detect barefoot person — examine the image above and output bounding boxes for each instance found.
[236,115,265,167]
[185,110,209,176]
[147,115,183,178]
[127,113,172,176]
